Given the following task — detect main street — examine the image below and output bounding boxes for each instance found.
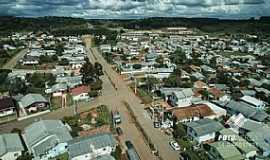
[83,35,179,160]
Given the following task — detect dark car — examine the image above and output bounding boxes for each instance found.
[116,127,123,135]
[125,140,134,149]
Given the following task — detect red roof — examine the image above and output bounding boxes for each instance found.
[70,85,90,96]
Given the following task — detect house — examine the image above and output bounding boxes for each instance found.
[68,133,117,160]
[22,120,72,159]
[0,97,17,123]
[193,81,208,89]
[240,95,266,110]
[18,94,49,113]
[70,85,90,101]
[20,55,39,65]
[208,88,225,100]
[169,88,193,107]
[0,133,24,160]
[170,104,216,123]
[207,141,243,160]
[224,100,269,122]
[246,126,270,157]
[226,113,265,135]
[186,118,223,144]
[218,128,258,159]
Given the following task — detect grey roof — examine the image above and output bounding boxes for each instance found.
[173,88,193,99]
[68,133,116,159]
[247,126,270,152]
[0,133,24,156]
[186,119,223,136]
[209,141,243,160]
[240,90,256,96]
[23,120,72,157]
[96,155,116,160]
[19,94,48,108]
[226,100,269,122]
[214,84,228,90]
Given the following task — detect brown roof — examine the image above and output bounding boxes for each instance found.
[208,87,224,98]
[171,104,215,121]
[0,97,16,111]
[70,85,90,96]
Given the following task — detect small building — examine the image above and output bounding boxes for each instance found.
[240,95,266,110]
[169,88,193,107]
[207,141,243,160]
[22,120,72,159]
[186,118,223,144]
[170,104,216,123]
[68,133,117,160]
[70,85,90,101]
[225,100,269,122]
[20,55,39,65]
[0,133,24,160]
[0,97,17,123]
[18,94,49,113]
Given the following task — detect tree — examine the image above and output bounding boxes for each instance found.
[94,62,103,76]
[58,58,69,66]
[8,78,28,95]
[132,64,142,70]
[16,152,33,160]
[155,55,164,66]
[173,123,186,138]
[146,76,159,92]
[112,145,123,160]
[80,60,96,84]
[170,48,187,65]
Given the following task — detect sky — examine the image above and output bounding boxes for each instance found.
[0,0,269,19]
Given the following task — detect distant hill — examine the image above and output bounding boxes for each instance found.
[1,16,270,36]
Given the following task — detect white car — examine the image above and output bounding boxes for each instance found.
[169,141,180,151]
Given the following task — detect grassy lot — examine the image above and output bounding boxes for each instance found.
[96,105,112,126]
[51,94,74,110]
[52,152,69,160]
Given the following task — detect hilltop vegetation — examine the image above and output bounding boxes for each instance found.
[1,16,270,37]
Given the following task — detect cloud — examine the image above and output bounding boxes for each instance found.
[0,0,269,19]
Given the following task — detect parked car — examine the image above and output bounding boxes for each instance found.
[169,141,180,151]
[125,140,134,149]
[116,127,123,135]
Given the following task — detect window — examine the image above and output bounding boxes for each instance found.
[14,153,19,157]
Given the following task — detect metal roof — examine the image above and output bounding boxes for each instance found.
[68,133,116,159]
[23,120,72,157]
[186,119,223,136]
[0,133,24,156]
[19,93,48,108]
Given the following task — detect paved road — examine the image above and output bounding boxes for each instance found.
[2,48,28,69]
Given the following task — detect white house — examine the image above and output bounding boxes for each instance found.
[0,133,24,160]
[70,85,90,101]
[240,95,266,110]
[169,88,193,107]
[68,133,117,160]
[186,119,223,144]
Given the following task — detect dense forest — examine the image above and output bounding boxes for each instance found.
[1,16,270,36]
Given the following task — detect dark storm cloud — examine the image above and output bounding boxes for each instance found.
[0,0,269,19]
